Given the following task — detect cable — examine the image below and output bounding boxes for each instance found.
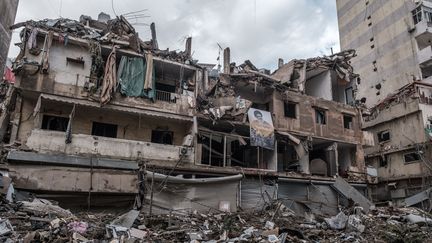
[111,0,118,17]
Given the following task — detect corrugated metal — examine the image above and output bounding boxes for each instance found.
[144,172,242,214]
[240,178,277,210]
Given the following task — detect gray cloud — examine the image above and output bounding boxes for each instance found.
[9,0,340,71]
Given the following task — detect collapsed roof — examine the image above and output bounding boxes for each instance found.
[10,13,194,63]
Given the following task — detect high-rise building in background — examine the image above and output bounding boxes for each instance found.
[0,0,19,72]
[336,0,432,203]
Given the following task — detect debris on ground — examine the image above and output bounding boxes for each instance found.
[0,195,432,242]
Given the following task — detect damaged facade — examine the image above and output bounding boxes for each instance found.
[337,0,432,204]
[363,82,432,204]
[0,0,19,72]
[1,13,372,216]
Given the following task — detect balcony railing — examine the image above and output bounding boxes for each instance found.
[156,90,177,103]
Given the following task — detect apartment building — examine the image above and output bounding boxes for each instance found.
[0,0,19,72]
[336,0,432,203]
[2,14,372,214]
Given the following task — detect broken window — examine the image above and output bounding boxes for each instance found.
[252,102,270,111]
[343,115,353,129]
[345,87,354,105]
[284,102,297,118]
[41,115,69,132]
[413,6,423,24]
[91,122,118,138]
[315,108,326,125]
[377,130,390,143]
[379,155,388,167]
[151,130,174,145]
[404,152,421,163]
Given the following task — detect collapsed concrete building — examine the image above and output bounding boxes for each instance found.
[1,14,373,215]
[363,82,432,204]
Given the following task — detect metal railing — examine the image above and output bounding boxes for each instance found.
[156,90,177,103]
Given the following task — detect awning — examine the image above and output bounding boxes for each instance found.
[38,93,193,122]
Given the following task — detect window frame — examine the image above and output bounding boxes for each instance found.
[377,130,390,143]
[283,101,297,119]
[343,115,354,130]
[314,108,327,125]
[379,154,389,167]
[41,114,70,132]
[91,122,118,138]
[403,152,422,164]
[151,130,174,145]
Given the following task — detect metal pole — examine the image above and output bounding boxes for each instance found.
[149,171,155,217]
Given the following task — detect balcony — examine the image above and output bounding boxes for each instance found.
[418,45,432,67]
[25,129,194,163]
[414,20,432,50]
[155,90,177,103]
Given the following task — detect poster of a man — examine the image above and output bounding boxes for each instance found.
[248,108,275,150]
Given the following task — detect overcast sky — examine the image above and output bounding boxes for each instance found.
[9,0,340,71]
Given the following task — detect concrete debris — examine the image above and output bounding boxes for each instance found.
[0,195,431,242]
[20,198,73,218]
[0,219,13,236]
[110,209,139,228]
[405,214,432,226]
[325,211,349,230]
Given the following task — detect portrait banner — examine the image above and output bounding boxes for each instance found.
[248,108,275,150]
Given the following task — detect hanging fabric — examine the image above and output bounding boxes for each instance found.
[41,31,54,73]
[100,47,117,105]
[117,54,155,100]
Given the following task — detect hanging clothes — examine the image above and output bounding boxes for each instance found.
[144,54,153,90]
[27,28,38,50]
[41,31,54,73]
[117,55,155,100]
[100,48,117,105]
[3,67,15,83]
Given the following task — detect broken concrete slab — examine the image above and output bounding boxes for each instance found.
[0,219,13,236]
[404,187,432,207]
[110,210,139,229]
[332,176,374,213]
[20,198,73,218]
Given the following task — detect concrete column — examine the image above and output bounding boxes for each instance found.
[278,58,284,68]
[299,152,310,174]
[267,141,278,171]
[185,37,192,58]
[223,48,230,74]
[150,23,158,50]
[325,142,338,176]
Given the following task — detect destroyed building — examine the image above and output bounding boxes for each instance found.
[337,0,432,204]
[363,82,432,204]
[0,13,373,216]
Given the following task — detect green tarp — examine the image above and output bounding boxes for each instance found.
[117,56,155,99]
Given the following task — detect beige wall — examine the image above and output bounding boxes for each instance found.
[368,150,426,180]
[17,98,192,147]
[337,0,420,107]
[273,91,363,145]
[365,111,426,155]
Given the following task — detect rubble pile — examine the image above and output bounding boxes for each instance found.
[1,195,432,242]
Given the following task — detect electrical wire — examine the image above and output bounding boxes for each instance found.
[111,0,118,17]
